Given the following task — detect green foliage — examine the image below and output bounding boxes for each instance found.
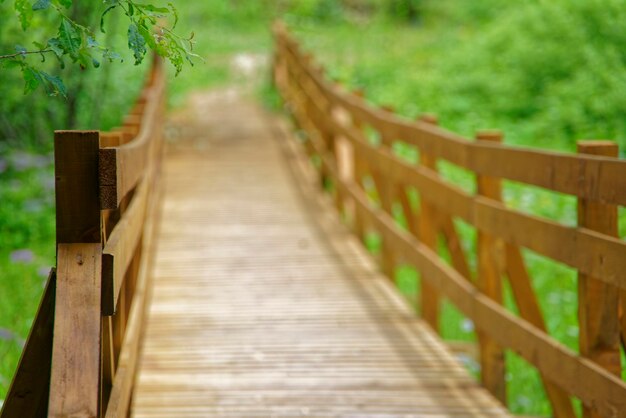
[386,0,422,22]
[0,0,197,97]
[127,22,146,64]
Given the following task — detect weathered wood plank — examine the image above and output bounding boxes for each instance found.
[99,80,164,210]
[327,116,626,290]
[577,140,621,418]
[132,94,511,418]
[49,243,102,418]
[475,131,506,404]
[54,131,101,243]
[102,179,149,315]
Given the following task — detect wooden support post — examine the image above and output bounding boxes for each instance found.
[504,244,575,418]
[475,130,506,404]
[49,243,102,418]
[577,140,621,418]
[54,131,101,244]
[417,114,441,332]
[373,105,397,279]
[49,131,103,418]
[351,90,366,240]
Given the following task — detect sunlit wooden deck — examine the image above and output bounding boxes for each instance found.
[131,95,510,417]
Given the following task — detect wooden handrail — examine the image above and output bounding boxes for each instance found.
[275,26,626,207]
[273,22,626,418]
[0,56,166,418]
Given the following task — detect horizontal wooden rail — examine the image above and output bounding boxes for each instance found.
[276,31,626,207]
[273,21,626,418]
[0,55,166,418]
[102,178,149,315]
[99,68,166,209]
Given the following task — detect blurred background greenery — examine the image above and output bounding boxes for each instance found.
[2,0,626,415]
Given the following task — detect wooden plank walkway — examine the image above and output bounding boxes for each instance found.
[132,93,511,417]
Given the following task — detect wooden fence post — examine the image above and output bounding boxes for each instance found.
[350,90,367,241]
[417,114,441,332]
[577,140,621,418]
[49,131,103,418]
[475,130,506,405]
[372,106,397,280]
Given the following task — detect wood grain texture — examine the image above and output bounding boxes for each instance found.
[577,141,621,418]
[99,76,165,209]
[54,131,101,243]
[475,131,506,404]
[131,96,510,418]
[49,243,102,418]
[102,179,149,315]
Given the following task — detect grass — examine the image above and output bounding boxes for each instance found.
[0,155,55,397]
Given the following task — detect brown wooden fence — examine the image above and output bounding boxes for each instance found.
[0,56,166,418]
[273,22,626,418]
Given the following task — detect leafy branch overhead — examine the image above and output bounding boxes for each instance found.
[0,0,198,97]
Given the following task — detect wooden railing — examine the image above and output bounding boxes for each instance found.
[273,22,626,418]
[0,56,166,418]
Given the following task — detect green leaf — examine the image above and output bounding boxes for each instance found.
[57,0,72,8]
[58,18,81,60]
[127,23,147,65]
[21,66,41,94]
[137,23,156,50]
[100,5,117,33]
[15,0,33,30]
[39,71,66,97]
[46,38,64,58]
[77,48,92,68]
[32,0,50,10]
[21,64,67,97]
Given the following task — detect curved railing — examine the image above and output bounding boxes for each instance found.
[273,22,626,418]
[0,57,166,418]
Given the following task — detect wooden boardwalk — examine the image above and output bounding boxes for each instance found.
[132,93,511,417]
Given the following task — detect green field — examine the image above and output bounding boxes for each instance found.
[2,1,626,415]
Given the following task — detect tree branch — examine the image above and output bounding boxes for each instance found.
[0,50,54,60]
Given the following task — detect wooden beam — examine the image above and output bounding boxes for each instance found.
[475,131,506,404]
[417,114,442,333]
[577,140,621,418]
[504,244,575,418]
[344,178,626,417]
[54,131,101,243]
[49,243,102,418]
[102,179,148,315]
